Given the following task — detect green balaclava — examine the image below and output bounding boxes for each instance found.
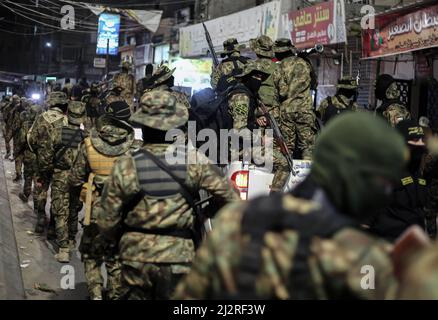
[310,112,408,218]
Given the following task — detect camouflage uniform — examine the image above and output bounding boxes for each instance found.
[82,84,102,130]
[10,98,27,181]
[273,54,316,160]
[318,77,359,125]
[40,101,86,262]
[17,104,41,202]
[113,61,136,112]
[28,92,68,234]
[68,115,135,300]
[0,96,12,158]
[2,95,20,158]
[98,90,239,300]
[174,112,407,300]
[210,38,249,90]
[375,74,411,127]
[148,65,191,110]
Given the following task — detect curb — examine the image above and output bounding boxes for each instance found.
[0,146,25,299]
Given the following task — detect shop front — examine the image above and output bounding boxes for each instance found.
[362,1,438,126]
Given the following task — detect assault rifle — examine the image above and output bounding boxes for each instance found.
[202,23,219,67]
[259,102,296,176]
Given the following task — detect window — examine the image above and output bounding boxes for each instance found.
[153,44,169,64]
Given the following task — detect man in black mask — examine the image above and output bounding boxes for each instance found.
[367,119,428,241]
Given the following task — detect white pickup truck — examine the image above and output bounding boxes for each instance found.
[226,160,312,200]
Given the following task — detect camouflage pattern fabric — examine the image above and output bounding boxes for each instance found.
[273,55,316,159]
[318,94,359,122]
[228,92,251,130]
[379,82,411,127]
[113,72,136,111]
[68,118,134,300]
[28,107,67,230]
[211,52,247,90]
[254,57,280,111]
[150,85,191,110]
[397,244,438,299]
[97,144,239,299]
[173,196,397,300]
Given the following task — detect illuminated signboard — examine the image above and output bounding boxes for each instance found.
[96,13,120,55]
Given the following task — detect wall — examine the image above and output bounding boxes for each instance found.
[207,0,257,19]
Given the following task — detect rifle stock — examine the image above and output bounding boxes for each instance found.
[259,103,296,176]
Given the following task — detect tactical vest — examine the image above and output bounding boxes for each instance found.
[227,191,352,300]
[84,137,118,176]
[54,126,84,169]
[132,148,187,199]
[82,137,121,226]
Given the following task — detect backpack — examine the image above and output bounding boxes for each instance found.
[226,191,352,300]
[216,56,250,93]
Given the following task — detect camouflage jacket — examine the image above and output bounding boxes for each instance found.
[228,91,251,130]
[113,72,135,97]
[28,107,67,175]
[273,56,312,110]
[68,117,135,189]
[255,57,279,108]
[97,144,239,266]
[210,52,248,89]
[382,102,411,127]
[9,104,25,139]
[151,85,191,110]
[15,108,38,156]
[174,194,397,300]
[318,94,359,121]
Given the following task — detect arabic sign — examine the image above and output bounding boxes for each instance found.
[179,1,281,57]
[287,0,346,49]
[363,3,438,58]
[96,13,120,56]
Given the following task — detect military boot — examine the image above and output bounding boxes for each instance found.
[34,215,46,234]
[12,175,22,183]
[55,248,70,263]
[18,192,28,203]
[4,152,10,160]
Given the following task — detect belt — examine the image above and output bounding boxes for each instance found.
[123,226,193,240]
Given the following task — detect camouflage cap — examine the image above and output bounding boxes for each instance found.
[273,38,295,53]
[249,35,274,58]
[130,90,188,131]
[12,94,20,101]
[336,76,358,90]
[152,65,176,86]
[222,38,240,55]
[46,91,68,108]
[235,60,271,78]
[67,101,86,125]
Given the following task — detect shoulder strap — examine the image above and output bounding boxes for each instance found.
[55,128,83,164]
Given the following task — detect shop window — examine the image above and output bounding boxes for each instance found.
[153,44,170,64]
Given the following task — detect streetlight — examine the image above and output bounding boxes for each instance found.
[45,42,52,48]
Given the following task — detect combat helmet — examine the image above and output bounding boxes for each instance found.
[249,35,274,58]
[130,90,188,131]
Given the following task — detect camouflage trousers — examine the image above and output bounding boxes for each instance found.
[280,98,317,160]
[34,172,55,231]
[79,199,123,300]
[22,150,37,198]
[121,261,187,300]
[2,125,11,156]
[51,169,82,249]
[12,138,23,178]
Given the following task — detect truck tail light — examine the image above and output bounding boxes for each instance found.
[230,170,249,200]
